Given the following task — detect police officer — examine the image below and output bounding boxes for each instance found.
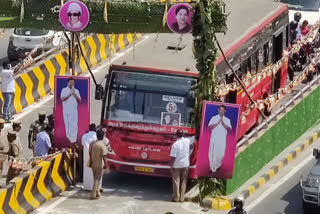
[12,120,22,132]
[0,118,6,181]
[28,111,47,155]
[6,130,22,184]
[228,196,247,214]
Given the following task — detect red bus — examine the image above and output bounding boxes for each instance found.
[97,0,289,178]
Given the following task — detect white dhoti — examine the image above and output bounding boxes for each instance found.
[82,131,101,191]
[208,115,232,173]
[61,86,81,143]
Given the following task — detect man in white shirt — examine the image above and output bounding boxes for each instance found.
[170,130,195,202]
[208,105,232,173]
[34,126,52,157]
[81,123,97,191]
[1,62,15,122]
[60,77,81,143]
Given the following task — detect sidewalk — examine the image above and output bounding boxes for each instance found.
[203,121,320,213]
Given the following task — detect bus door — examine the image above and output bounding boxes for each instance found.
[272,31,283,93]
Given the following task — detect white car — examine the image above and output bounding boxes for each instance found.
[281,0,320,24]
[7,28,66,62]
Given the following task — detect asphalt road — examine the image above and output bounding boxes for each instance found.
[248,159,316,214]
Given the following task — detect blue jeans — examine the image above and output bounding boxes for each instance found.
[3,92,12,120]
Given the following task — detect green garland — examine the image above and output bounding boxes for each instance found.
[0,0,227,34]
[192,0,227,197]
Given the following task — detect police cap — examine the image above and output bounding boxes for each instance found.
[8,130,17,136]
[38,111,46,116]
[12,120,22,126]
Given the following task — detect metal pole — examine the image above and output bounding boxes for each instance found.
[71,32,75,76]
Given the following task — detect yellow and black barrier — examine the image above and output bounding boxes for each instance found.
[0,33,142,116]
[0,150,74,213]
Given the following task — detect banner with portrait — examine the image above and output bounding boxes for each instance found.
[167,3,193,34]
[54,76,90,148]
[196,101,241,178]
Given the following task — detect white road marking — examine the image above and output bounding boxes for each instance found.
[246,154,314,211]
[35,187,81,214]
[10,34,152,122]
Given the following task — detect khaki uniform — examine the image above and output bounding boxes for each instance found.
[6,138,22,184]
[29,120,47,154]
[89,140,107,199]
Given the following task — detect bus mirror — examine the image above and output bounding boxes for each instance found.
[188,91,195,99]
[95,84,104,100]
[313,148,319,159]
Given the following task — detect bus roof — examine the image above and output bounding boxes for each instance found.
[112,0,287,74]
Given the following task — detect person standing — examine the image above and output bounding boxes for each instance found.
[6,130,22,184]
[208,105,232,173]
[89,130,108,200]
[60,77,81,144]
[28,111,48,155]
[170,130,194,202]
[0,119,6,182]
[81,123,97,191]
[1,62,15,122]
[34,126,52,157]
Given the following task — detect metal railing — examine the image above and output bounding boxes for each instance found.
[237,70,320,150]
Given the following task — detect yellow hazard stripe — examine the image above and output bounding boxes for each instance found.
[87,37,98,67]
[37,162,53,200]
[44,60,56,90]
[13,81,23,113]
[9,177,27,214]
[24,169,41,209]
[118,34,125,50]
[98,34,107,61]
[20,73,35,105]
[55,54,67,76]
[33,67,46,98]
[0,189,7,214]
[52,154,67,191]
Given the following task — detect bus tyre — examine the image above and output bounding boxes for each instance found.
[302,201,311,213]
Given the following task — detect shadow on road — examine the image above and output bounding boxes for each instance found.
[69,172,176,202]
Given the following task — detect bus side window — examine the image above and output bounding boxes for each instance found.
[241,58,251,75]
[258,47,265,71]
[251,52,258,74]
[268,40,273,64]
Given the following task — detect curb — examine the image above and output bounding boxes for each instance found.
[201,127,320,210]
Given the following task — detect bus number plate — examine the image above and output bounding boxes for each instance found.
[134,167,154,173]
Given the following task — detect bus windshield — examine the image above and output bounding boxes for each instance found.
[106,70,196,127]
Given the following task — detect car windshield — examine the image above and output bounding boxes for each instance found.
[281,0,320,11]
[14,28,49,36]
[106,70,196,127]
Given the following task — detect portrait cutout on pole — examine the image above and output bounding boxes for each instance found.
[54,76,90,148]
[167,3,193,34]
[196,101,241,178]
[59,0,90,32]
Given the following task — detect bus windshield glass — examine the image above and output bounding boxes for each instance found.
[106,70,196,127]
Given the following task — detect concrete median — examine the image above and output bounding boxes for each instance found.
[0,150,74,213]
[0,33,142,116]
